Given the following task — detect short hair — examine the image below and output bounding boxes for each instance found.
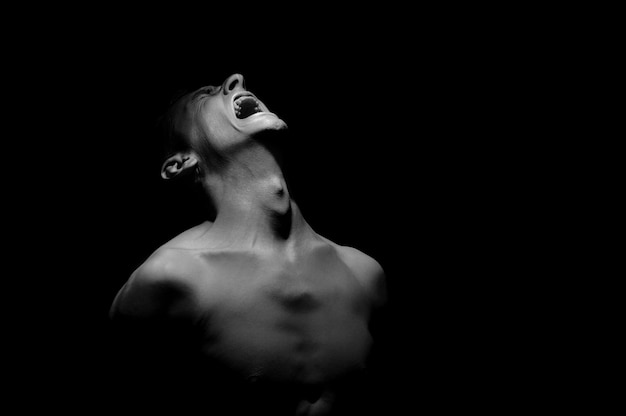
[155,88,195,161]
[154,88,217,219]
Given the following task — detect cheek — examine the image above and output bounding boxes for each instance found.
[195,113,243,151]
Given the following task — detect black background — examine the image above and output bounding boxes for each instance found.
[10,9,580,414]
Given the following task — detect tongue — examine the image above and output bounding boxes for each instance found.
[237,98,259,119]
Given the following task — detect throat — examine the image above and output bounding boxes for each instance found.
[209,175,306,246]
[259,176,293,239]
[201,141,309,247]
[272,201,293,240]
[263,175,290,215]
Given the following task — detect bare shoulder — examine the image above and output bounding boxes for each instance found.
[319,237,387,307]
[160,220,214,249]
[110,247,199,320]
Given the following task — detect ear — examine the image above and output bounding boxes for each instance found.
[161,153,199,180]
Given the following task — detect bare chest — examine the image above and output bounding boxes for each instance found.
[191,247,373,384]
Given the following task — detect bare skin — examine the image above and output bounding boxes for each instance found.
[110,74,386,415]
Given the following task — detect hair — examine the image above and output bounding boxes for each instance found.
[154,87,217,220]
[155,88,195,161]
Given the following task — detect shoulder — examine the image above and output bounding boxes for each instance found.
[336,245,385,280]
[319,237,387,308]
[140,247,198,280]
[160,221,214,249]
[110,248,198,320]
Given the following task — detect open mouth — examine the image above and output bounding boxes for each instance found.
[233,94,263,119]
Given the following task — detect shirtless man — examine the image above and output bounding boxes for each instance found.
[110,74,386,415]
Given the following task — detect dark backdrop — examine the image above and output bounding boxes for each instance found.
[15,13,560,415]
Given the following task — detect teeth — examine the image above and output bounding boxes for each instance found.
[233,94,263,118]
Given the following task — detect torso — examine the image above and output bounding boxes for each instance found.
[113,222,382,414]
[186,241,374,387]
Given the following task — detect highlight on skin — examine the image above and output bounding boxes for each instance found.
[110,74,386,415]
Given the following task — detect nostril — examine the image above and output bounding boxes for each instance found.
[224,74,245,95]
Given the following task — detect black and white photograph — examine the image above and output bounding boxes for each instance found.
[9,8,597,414]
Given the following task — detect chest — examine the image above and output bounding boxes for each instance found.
[203,247,369,322]
[192,248,373,383]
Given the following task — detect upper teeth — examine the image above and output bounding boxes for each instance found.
[234,95,253,105]
[234,95,262,117]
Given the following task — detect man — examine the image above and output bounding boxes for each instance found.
[110,74,386,415]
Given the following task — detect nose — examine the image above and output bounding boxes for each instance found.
[223,73,246,95]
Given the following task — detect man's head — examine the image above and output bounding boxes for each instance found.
[160,73,287,180]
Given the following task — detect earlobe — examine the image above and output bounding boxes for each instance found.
[160,153,198,180]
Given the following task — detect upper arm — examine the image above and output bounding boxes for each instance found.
[110,251,194,322]
[108,252,205,406]
[338,246,387,309]
[359,254,387,310]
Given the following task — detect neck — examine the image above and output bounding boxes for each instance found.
[199,142,311,249]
